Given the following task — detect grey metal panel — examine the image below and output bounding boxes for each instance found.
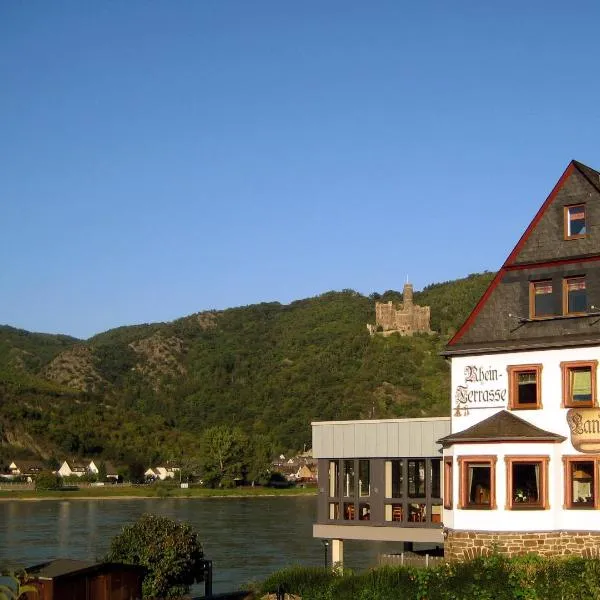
[312,418,451,459]
[421,422,436,456]
[342,424,355,457]
[387,422,399,456]
[363,423,379,456]
[433,420,451,452]
[409,422,422,456]
[376,422,388,457]
[397,422,409,456]
[355,421,366,456]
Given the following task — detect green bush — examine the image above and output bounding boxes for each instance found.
[34,472,62,490]
[258,555,600,600]
[105,513,204,599]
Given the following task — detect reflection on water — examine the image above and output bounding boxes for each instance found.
[0,496,408,594]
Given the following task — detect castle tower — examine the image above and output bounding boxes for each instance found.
[403,282,413,307]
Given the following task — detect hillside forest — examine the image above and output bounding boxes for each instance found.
[0,272,494,480]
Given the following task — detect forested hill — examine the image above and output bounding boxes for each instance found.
[0,272,494,466]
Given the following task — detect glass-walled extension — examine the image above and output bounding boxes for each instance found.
[325,457,442,527]
[313,417,450,551]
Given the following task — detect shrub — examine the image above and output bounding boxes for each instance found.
[105,514,204,599]
[34,472,61,491]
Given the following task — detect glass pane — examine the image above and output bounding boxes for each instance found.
[431,503,442,523]
[358,503,371,520]
[328,461,339,497]
[385,460,403,498]
[570,367,592,402]
[568,206,586,235]
[567,279,586,313]
[343,460,355,497]
[431,459,441,498]
[359,460,370,497]
[571,462,594,505]
[512,463,540,504]
[385,504,404,522]
[408,460,425,498]
[409,503,426,522]
[468,464,491,506]
[533,282,554,317]
[329,503,339,519]
[517,371,537,405]
[343,502,355,520]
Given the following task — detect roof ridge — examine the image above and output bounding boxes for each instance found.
[572,159,600,194]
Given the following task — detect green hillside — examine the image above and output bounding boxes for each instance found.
[0,272,494,468]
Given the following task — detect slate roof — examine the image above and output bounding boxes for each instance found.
[437,410,566,447]
[27,559,145,580]
[573,160,600,194]
[27,559,95,579]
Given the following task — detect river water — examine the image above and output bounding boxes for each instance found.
[0,496,405,594]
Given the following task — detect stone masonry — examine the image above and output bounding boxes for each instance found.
[445,529,600,561]
[368,282,431,336]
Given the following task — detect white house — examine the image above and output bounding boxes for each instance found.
[145,466,179,481]
[441,160,600,559]
[58,459,98,478]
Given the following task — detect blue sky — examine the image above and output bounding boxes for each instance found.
[2,1,600,339]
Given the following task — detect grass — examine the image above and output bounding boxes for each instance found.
[0,484,317,501]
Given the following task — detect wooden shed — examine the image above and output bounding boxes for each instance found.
[24,559,145,600]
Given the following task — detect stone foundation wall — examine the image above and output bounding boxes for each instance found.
[445,529,600,561]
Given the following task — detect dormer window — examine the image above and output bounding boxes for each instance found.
[565,204,587,239]
[564,277,587,314]
[530,280,554,318]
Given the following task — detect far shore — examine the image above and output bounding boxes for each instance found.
[0,485,317,502]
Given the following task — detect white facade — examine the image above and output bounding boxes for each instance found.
[445,345,600,532]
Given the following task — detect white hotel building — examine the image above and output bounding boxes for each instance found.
[313,160,600,563]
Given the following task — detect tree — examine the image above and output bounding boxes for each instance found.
[246,434,274,485]
[105,514,204,599]
[200,425,247,487]
[34,473,61,491]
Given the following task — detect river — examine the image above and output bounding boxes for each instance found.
[0,496,406,594]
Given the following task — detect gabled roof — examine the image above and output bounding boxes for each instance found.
[448,160,600,348]
[27,559,145,580]
[27,559,94,579]
[437,410,566,448]
[9,460,45,471]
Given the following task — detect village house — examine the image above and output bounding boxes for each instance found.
[313,160,600,565]
[57,459,99,478]
[144,465,180,481]
[6,460,46,481]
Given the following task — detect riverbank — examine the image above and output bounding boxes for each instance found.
[0,485,316,501]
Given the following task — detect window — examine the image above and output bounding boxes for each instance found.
[327,459,371,522]
[505,456,548,510]
[383,458,442,525]
[458,456,497,509]
[561,361,597,408]
[444,458,453,510]
[564,277,587,314]
[385,460,403,499]
[343,460,355,497]
[358,460,370,497]
[328,461,339,497]
[565,204,587,239]
[564,457,599,509]
[530,281,554,318]
[408,459,426,498]
[508,365,542,409]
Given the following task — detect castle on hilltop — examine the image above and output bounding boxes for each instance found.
[367,282,431,336]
